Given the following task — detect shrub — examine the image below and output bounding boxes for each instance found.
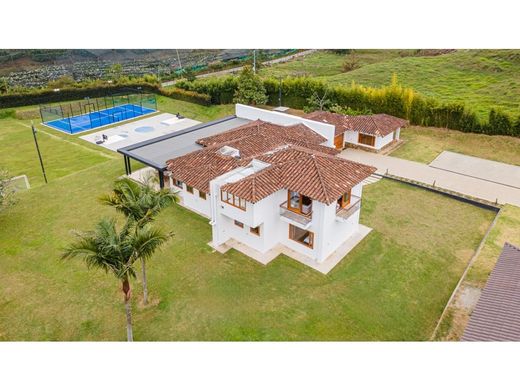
[233,66,267,105]
[0,80,211,109]
[174,74,520,137]
[342,51,360,72]
[0,108,15,119]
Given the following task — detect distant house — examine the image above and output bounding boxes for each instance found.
[304,111,408,151]
[462,242,520,341]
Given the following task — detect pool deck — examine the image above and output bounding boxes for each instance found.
[79,113,201,152]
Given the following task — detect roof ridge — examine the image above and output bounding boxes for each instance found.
[310,155,331,203]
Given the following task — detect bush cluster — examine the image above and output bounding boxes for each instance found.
[0,80,211,109]
[176,75,520,137]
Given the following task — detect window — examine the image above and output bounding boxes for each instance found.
[287,190,312,215]
[221,190,246,210]
[250,226,261,236]
[186,185,194,194]
[289,224,314,248]
[337,190,351,209]
[234,220,244,228]
[358,133,375,147]
[199,191,207,200]
[172,178,183,188]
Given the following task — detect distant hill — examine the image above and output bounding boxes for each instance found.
[260,49,520,119]
[0,49,295,87]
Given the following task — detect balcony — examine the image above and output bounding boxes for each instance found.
[279,201,312,229]
[335,196,361,222]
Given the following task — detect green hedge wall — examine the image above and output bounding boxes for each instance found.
[175,76,520,137]
[0,82,211,109]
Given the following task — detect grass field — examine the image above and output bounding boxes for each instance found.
[391,126,520,165]
[261,49,520,119]
[435,204,520,340]
[0,162,494,340]
[0,97,497,341]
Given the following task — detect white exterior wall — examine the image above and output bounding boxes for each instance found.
[375,131,396,150]
[209,182,365,263]
[315,183,363,262]
[175,184,211,218]
[344,130,398,150]
[235,104,336,147]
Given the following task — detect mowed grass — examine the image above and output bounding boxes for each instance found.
[0,165,494,340]
[391,126,520,165]
[465,205,520,287]
[0,97,234,188]
[263,49,520,119]
[0,118,114,187]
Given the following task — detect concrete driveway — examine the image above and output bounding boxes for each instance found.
[341,149,520,207]
[430,151,520,189]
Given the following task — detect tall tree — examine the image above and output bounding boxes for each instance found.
[233,65,268,105]
[62,218,170,341]
[99,177,177,305]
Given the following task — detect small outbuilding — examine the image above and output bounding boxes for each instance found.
[462,242,520,341]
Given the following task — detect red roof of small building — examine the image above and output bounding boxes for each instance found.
[305,111,409,137]
[462,242,520,341]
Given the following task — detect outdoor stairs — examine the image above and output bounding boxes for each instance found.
[362,174,382,186]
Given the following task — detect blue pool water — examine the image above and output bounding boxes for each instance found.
[44,103,156,134]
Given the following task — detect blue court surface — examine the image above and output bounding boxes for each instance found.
[44,103,156,134]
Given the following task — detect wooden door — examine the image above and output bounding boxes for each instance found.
[334,134,344,150]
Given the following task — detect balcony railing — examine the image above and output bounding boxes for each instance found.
[335,197,361,221]
[279,201,312,228]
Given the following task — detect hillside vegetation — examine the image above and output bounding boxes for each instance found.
[261,50,520,119]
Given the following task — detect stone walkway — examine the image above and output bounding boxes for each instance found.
[341,149,520,207]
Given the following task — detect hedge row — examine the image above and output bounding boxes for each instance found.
[0,82,211,109]
[176,76,520,137]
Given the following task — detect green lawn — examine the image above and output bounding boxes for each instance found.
[0,97,496,341]
[391,126,520,165]
[0,159,494,340]
[465,204,520,287]
[261,49,520,119]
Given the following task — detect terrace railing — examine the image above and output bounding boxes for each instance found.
[279,201,313,228]
[335,196,361,221]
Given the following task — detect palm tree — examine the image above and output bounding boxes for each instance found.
[100,177,178,305]
[62,218,170,341]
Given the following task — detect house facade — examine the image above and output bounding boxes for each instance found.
[305,111,408,151]
[163,105,376,270]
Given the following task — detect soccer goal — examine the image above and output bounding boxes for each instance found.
[8,174,31,191]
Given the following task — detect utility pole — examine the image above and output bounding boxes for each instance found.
[253,49,256,74]
[31,122,48,184]
[278,76,282,107]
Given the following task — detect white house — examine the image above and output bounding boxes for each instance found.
[163,105,377,272]
[304,111,408,151]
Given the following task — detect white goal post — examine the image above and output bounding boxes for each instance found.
[8,174,31,191]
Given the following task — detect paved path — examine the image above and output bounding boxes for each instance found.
[341,149,520,207]
[430,151,520,189]
[161,49,317,87]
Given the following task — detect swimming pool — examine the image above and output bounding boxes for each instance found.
[44,103,156,134]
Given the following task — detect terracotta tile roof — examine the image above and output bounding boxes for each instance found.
[305,111,409,137]
[197,119,327,147]
[166,122,337,193]
[304,111,351,136]
[221,146,376,205]
[462,242,520,341]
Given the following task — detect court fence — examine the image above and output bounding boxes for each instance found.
[39,89,157,133]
